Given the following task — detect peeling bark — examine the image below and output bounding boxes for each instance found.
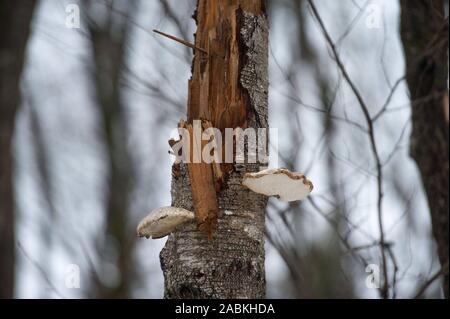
[160,0,269,298]
[181,120,220,239]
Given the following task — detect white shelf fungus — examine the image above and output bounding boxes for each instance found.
[242,168,313,202]
[137,206,195,239]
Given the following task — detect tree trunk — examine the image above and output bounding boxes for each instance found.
[0,0,35,299]
[86,3,136,298]
[160,0,269,298]
[400,0,449,297]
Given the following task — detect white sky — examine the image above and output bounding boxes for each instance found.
[14,0,441,298]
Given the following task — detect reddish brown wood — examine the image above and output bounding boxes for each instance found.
[184,0,263,238]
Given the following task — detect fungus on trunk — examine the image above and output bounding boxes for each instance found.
[242,168,313,202]
[137,207,195,239]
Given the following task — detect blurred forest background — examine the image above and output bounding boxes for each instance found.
[0,0,448,298]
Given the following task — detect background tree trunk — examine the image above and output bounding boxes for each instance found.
[400,0,449,297]
[0,0,36,299]
[85,2,137,298]
[160,0,269,298]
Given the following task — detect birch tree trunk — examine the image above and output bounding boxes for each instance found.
[0,1,35,299]
[400,1,449,297]
[160,0,269,298]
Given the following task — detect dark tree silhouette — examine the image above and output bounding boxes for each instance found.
[0,0,36,299]
[85,1,138,298]
[400,0,449,297]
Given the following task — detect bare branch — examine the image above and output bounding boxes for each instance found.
[307,0,390,298]
[414,263,449,298]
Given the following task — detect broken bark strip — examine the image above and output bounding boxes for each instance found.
[181,120,219,239]
[161,0,269,298]
[184,0,266,238]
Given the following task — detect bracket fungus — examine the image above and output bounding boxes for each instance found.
[137,206,195,239]
[242,168,313,202]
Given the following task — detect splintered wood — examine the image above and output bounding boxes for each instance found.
[180,120,219,240]
[182,0,263,239]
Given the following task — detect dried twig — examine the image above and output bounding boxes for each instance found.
[153,29,208,54]
[414,263,449,298]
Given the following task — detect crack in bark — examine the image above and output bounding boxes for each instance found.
[160,3,269,299]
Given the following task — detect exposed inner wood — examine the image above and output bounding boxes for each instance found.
[162,0,268,298]
[184,0,263,238]
[180,119,219,239]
